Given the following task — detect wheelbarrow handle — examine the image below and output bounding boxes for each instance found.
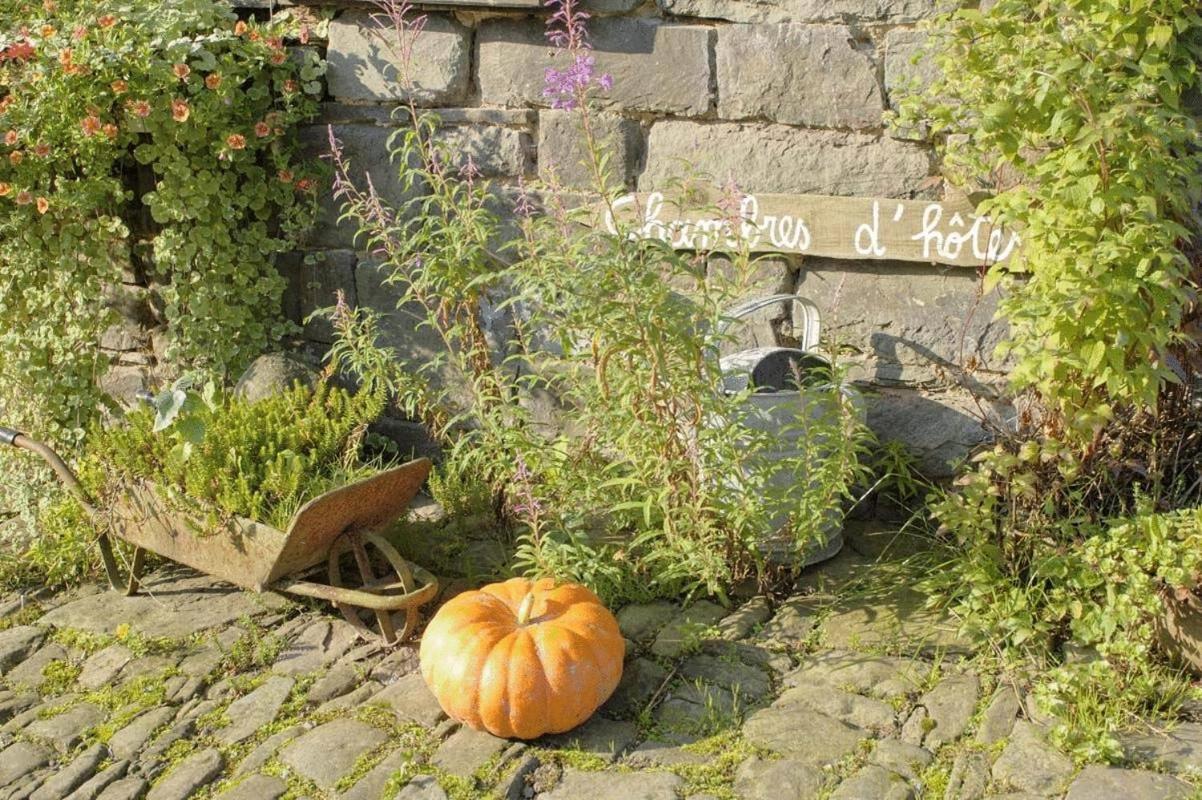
[0,425,135,594]
[0,427,94,510]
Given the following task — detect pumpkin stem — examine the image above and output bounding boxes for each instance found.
[516,591,536,625]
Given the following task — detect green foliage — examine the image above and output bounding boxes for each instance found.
[869,440,935,513]
[89,381,386,530]
[899,0,1202,433]
[38,658,81,695]
[332,112,869,606]
[0,490,99,589]
[427,459,494,519]
[0,0,323,528]
[897,0,1202,760]
[1035,658,1194,763]
[219,616,287,675]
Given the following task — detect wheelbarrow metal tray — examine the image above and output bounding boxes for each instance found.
[109,458,432,592]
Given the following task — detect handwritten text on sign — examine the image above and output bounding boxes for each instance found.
[602,192,1021,268]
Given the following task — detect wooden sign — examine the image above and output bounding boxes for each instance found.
[598,191,1021,268]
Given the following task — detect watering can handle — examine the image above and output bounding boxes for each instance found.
[721,294,822,352]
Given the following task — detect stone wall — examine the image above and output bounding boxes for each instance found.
[247,0,1007,477]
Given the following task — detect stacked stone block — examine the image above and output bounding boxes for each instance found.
[253,0,1004,476]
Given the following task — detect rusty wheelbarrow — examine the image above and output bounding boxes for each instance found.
[1,424,438,645]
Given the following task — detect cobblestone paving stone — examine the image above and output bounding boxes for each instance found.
[0,520,1199,799]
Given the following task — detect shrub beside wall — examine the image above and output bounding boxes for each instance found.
[259,0,1009,478]
[0,1,323,530]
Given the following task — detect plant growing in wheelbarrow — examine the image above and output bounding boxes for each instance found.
[1,376,439,644]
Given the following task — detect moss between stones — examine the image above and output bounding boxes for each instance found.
[0,602,42,631]
[37,659,82,696]
[219,616,287,674]
[668,731,776,799]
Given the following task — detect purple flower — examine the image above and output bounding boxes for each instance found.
[514,177,537,218]
[543,53,598,110]
[332,289,352,329]
[544,0,590,51]
[458,154,482,182]
[541,0,613,109]
[716,174,746,221]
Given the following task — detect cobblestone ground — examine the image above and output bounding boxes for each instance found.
[1,521,1199,800]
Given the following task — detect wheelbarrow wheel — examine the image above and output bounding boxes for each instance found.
[327,531,423,646]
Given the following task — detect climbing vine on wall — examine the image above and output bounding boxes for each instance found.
[0,1,323,519]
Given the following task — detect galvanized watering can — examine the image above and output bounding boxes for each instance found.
[717,294,863,567]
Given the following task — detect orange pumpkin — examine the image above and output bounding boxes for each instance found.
[419,577,624,739]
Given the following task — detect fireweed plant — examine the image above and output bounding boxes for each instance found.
[0,1,323,540]
[328,0,869,605]
[895,1,1202,760]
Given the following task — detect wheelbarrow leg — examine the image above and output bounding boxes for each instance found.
[96,533,128,594]
[126,547,145,596]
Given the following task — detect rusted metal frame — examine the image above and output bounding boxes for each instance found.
[284,558,437,611]
[364,531,424,643]
[321,530,434,644]
[352,534,396,643]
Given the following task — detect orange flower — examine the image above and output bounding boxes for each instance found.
[173,63,190,80]
[35,196,48,214]
[234,20,248,36]
[0,183,10,196]
[249,30,261,42]
[254,121,270,138]
[9,150,22,165]
[41,25,55,38]
[226,133,246,150]
[296,178,314,192]
[14,190,31,205]
[267,37,283,50]
[0,96,14,112]
[111,80,128,94]
[269,50,286,66]
[127,100,151,118]
[171,98,189,123]
[204,73,222,90]
[58,48,71,66]
[283,79,298,94]
[277,169,293,183]
[42,0,56,11]
[4,130,16,146]
[2,40,35,62]
[72,26,87,41]
[98,15,117,28]
[34,142,49,157]
[81,115,102,136]
[102,124,118,140]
